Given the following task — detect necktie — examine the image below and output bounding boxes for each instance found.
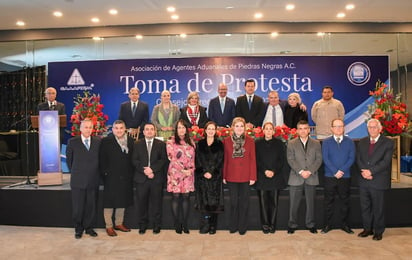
[272,106,277,126]
[84,138,90,150]
[248,96,252,110]
[132,102,137,116]
[147,140,152,167]
[368,139,375,155]
[336,137,341,147]
[49,102,55,110]
[220,98,225,113]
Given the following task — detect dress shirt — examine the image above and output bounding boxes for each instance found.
[263,104,284,126]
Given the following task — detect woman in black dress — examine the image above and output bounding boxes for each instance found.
[255,122,287,233]
[195,121,224,234]
[284,92,308,128]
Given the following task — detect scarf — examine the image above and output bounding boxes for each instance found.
[115,135,129,154]
[231,134,245,158]
[187,105,199,126]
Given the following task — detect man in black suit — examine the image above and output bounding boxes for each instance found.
[132,123,169,234]
[356,118,394,241]
[66,119,101,239]
[37,87,66,143]
[118,87,149,139]
[208,83,236,127]
[235,79,265,128]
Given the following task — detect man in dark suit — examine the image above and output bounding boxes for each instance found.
[286,120,322,234]
[132,123,169,234]
[118,87,149,139]
[235,79,265,128]
[37,87,66,143]
[356,118,394,241]
[208,83,236,127]
[66,119,101,239]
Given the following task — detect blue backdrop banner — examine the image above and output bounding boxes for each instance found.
[48,55,389,140]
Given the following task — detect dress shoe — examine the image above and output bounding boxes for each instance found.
[85,229,98,237]
[114,224,131,232]
[358,229,373,237]
[229,229,237,234]
[372,233,382,241]
[175,225,182,234]
[321,225,332,234]
[287,227,295,234]
[239,230,246,235]
[341,225,354,234]
[153,227,161,234]
[209,226,216,235]
[106,228,117,237]
[262,225,270,234]
[75,232,82,239]
[183,226,190,234]
[269,225,276,234]
[139,228,146,234]
[308,227,318,234]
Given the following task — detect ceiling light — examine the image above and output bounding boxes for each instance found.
[337,12,346,18]
[135,35,143,40]
[271,32,279,37]
[180,33,187,38]
[285,4,295,11]
[346,4,355,10]
[254,12,263,19]
[91,17,100,23]
[53,11,63,17]
[225,34,232,37]
[167,6,176,12]
[226,6,234,9]
[171,14,179,20]
[109,9,118,15]
[92,37,103,41]
[317,32,325,37]
[16,20,25,26]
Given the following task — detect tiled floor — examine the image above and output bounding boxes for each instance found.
[1,225,411,259]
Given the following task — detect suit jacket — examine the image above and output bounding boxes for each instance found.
[356,135,394,190]
[37,101,66,115]
[235,94,265,127]
[180,106,209,128]
[66,136,101,189]
[132,138,169,184]
[208,96,236,127]
[118,100,149,129]
[287,137,322,186]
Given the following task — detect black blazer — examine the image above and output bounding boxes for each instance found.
[118,101,149,129]
[356,135,394,190]
[235,94,265,127]
[132,138,169,184]
[37,101,66,115]
[208,96,236,127]
[180,106,209,128]
[66,136,101,189]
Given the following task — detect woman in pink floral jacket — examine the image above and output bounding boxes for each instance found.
[166,119,195,234]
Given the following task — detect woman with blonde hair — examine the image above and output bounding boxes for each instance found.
[180,91,208,128]
[284,92,308,128]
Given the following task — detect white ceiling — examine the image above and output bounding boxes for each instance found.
[0,1,411,70]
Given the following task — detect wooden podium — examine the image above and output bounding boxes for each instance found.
[31,114,66,186]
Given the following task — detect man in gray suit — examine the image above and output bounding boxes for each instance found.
[286,120,322,234]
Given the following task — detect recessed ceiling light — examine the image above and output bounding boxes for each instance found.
[53,11,63,17]
[109,9,118,15]
[254,12,263,19]
[271,32,279,37]
[337,12,346,18]
[135,35,143,40]
[225,34,232,37]
[346,4,355,10]
[180,33,187,38]
[317,32,325,37]
[167,6,176,12]
[91,17,100,23]
[171,14,179,20]
[92,37,103,41]
[16,20,25,26]
[225,6,234,9]
[285,4,295,11]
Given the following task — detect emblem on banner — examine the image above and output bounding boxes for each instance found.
[67,68,85,85]
[347,62,371,86]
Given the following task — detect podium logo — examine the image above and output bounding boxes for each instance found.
[67,68,85,85]
[347,62,370,86]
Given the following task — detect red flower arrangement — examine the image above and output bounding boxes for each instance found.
[274,125,298,142]
[70,91,109,136]
[368,80,412,137]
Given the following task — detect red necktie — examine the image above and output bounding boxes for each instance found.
[368,139,375,155]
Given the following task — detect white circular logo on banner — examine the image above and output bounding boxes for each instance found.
[347,62,371,86]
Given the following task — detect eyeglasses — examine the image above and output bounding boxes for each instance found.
[332,125,344,128]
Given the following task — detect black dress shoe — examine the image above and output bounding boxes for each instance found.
[262,225,270,234]
[321,225,332,234]
[358,229,373,237]
[308,227,318,234]
[287,227,295,234]
[175,225,182,234]
[229,229,237,234]
[183,226,190,234]
[139,228,146,234]
[372,233,382,241]
[153,227,161,234]
[85,229,98,237]
[239,230,246,235]
[75,232,82,239]
[341,225,354,234]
